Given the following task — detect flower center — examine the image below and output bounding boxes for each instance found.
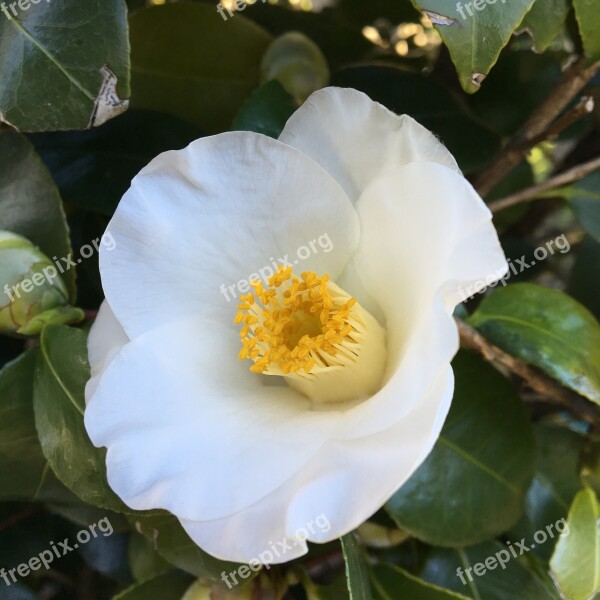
[236,266,386,405]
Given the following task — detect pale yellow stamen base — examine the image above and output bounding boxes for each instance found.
[236,267,386,405]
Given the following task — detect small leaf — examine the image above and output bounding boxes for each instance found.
[410,0,536,93]
[386,351,535,547]
[468,283,600,404]
[371,564,472,600]
[113,571,194,600]
[33,324,126,512]
[519,0,570,52]
[232,80,297,139]
[550,487,600,600]
[572,0,600,61]
[341,534,373,600]
[129,4,272,134]
[0,0,130,131]
[0,129,75,300]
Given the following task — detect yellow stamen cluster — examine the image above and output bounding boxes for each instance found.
[235,266,359,375]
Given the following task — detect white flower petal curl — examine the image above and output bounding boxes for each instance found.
[279,87,460,202]
[84,315,341,521]
[179,364,453,564]
[332,161,507,438]
[100,131,360,340]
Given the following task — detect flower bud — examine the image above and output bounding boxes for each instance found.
[260,32,329,102]
[0,231,83,335]
[182,578,254,600]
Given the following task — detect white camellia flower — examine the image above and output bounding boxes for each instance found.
[84,87,507,564]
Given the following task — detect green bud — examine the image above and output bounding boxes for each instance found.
[260,32,329,102]
[0,231,83,335]
[182,578,254,600]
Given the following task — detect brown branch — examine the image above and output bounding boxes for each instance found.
[488,155,600,213]
[475,58,600,197]
[456,318,600,426]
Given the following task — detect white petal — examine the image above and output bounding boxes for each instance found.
[279,87,460,202]
[334,161,507,438]
[85,301,129,402]
[179,365,453,564]
[101,131,359,339]
[84,315,341,521]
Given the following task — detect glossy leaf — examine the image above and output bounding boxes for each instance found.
[372,564,471,600]
[421,541,562,599]
[386,351,535,546]
[410,0,536,93]
[341,534,373,600]
[0,128,75,300]
[573,0,600,61]
[129,3,272,134]
[519,0,570,52]
[231,80,297,139]
[469,283,600,404]
[550,488,600,600]
[33,324,125,512]
[0,0,130,131]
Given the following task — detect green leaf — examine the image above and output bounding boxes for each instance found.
[410,0,536,93]
[386,351,535,547]
[129,3,272,134]
[550,487,600,600]
[0,0,130,131]
[372,564,472,600]
[330,66,500,173]
[421,541,562,600]
[341,534,373,600]
[130,513,240,580]
[519,0,570,52]
[573,0,600,61]
[510,425,586,560]
[33,324,126,512]
[128,532,172,582]
[0,128,75,300]
[468,283,600,404]
[232,80,297,139]
[113,570,194,600]
[0,350,68,502]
